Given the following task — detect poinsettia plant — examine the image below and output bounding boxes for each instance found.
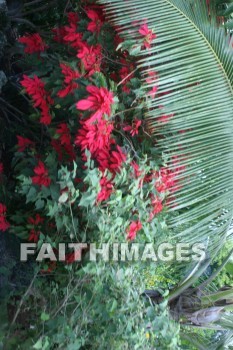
[0,0,184,348]
[0,0,182,259]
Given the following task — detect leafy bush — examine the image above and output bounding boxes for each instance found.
[0,1,182,348]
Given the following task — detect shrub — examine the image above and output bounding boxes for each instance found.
[1,1,181,348]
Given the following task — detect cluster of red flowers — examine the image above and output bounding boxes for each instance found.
[18,33,48,54]
[75,84,127,201]
[123,119,142,136]
[15,5,182,246]
[52,9,104,76]
[86,7,104,33]
[31,161,51,187]
[128,162,180,225]
[75,89,114,159]
[96,176,113,202]
[155,167,176,193]
[127,220,142,240]
[138,23,156,49]
[21,75,54,125]
[57,64,80,98]
[149,196,163,221]
[75,119,114,155]
[0,203,10,232]
[78,43,103,76]
[76,86,114,125]
[128,167,164,225]
[52,12,80,44]
[17,136,34,152]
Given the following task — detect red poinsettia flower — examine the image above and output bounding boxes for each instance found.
[131,161,142,178]
[57,84,76,98]
[17,136,34,152]
[96,145,126,174]
[76,85,114,125]
[40,106,52,125]
[21,75,53,125]
[52,27,67,43]
[123,119,142,136]
[28,213,44,242]
[28,213,44,226]
[31,161,51,187]
[52,12,79,44]
[75,118,114,155]
[108,146,127,173]
[56,123,71,145]
[131,161,144,188]
[148,86,158,98]
[86,9,104,33]
[67,12,79,25]
[155,167,175,193]
[152,196,163,214]
[95,148,109,171]
[97,176,114,202]
[57,63,80,98]
[60,64,80,85]
[138,24,156,49]
[77,43,102,76]
[146,71,157,83]
[18,33,48,54]
[63,23,83,49]
[0,203,10,231]
[126,220,142,241]
[149,196,163,221]
[21,75,45,103]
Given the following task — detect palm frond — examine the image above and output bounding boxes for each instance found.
[100,0,233,254]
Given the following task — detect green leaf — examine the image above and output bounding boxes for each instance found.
[110,299,118,313]
[79,190,96,208]
[40,312,50,322]
[226,262,233,274]
[50,184,60,201]
[92,72,108,88]
[35,199,45,210]
[116,40,135,52]
[33,339,43,349]
[223,3,233,16]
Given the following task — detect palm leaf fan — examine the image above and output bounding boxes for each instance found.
[99,0,233,255]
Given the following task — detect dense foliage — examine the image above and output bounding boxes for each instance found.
[0,1,181,349]
[0,0,233,349]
